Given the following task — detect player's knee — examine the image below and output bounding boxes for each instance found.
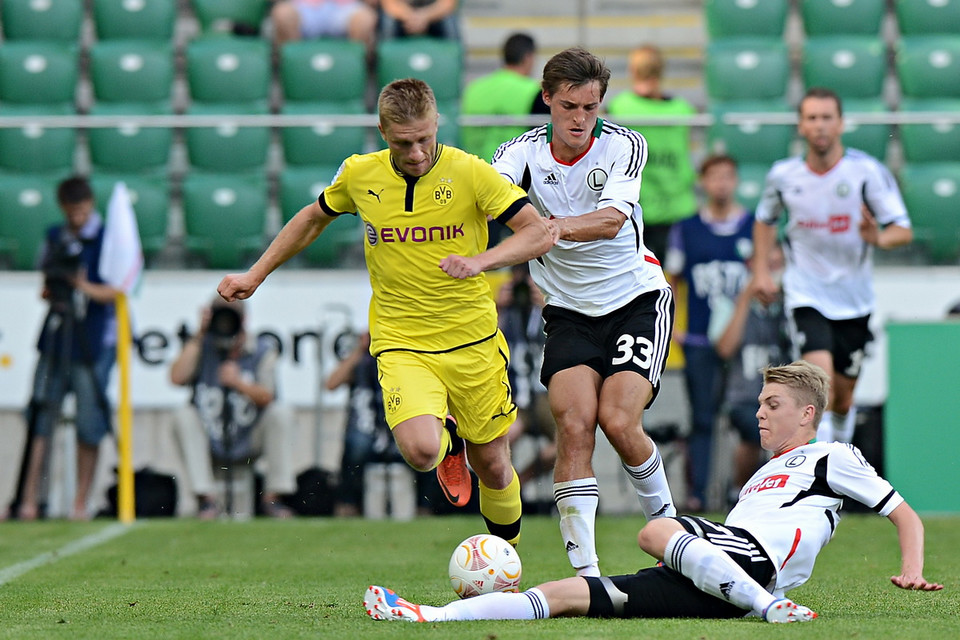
[637,518,676,558]
[399,443,439,472]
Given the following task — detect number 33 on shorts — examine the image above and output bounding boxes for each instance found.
[612,334,654,368]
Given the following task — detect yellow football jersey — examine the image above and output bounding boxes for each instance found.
[320,144,529,354]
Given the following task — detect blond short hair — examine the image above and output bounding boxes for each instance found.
[762,361,830,426]
[377,78,437,128]
[628,45,664,81]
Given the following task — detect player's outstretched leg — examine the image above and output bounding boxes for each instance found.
[437,416,472,507]
[364,586,426,622]
[761,598,818,623]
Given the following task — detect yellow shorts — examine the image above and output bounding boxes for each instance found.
[376,331,517,445]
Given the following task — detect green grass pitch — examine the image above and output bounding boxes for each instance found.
[0,514,956,639]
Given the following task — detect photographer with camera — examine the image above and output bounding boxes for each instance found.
[169,297,296,519]
[13,176,121,521]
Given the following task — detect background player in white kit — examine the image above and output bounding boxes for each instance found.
[491,47,676,577]
[752,88,912,443]
[365,361,941,625]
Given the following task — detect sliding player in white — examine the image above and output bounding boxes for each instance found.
[366,361,941,625]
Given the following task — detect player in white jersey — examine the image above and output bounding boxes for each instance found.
[491,47,676,578]
[752,88,912,443]
[365,361,941,626]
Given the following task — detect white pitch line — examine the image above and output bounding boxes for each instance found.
[0,522,133,586]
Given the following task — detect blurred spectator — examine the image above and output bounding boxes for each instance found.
[323,330,407,517]
[169,297,296,518]
[13,176,120,521]
[607,44,697,261]
[497,265,556,489]
[461,32,542,163]
[947,300,960,319]
[379,0,459,40]
[712,245,789,508]
[271,0,378,50]
[664,155,753,512]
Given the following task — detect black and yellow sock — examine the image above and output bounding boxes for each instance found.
[480,468,522,546]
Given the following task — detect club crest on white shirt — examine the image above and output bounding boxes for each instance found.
[586,167,607,191]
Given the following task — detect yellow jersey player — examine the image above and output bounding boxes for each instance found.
[218,78,558,545]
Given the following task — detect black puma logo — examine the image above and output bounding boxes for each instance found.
[368,188,384,202]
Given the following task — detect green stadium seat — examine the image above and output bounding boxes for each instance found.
[841,98,892,161]
[280,39,368,103]
[0,42,78,105]
[898,98,960,164]
[92,0,177,41]
[895,36,960,99]
[376,37,463,102]
[0,104,76,173]
[437,99,460,148]
[705,39,790,102]
[190,0,268,33]
[704,0,788,39]
[0,173,67,270]
[0,0,83,42]
[899,163,960,263]
[281,101,368,166]
[708,101,795,165]
[89,41,175,104]
[279,165,363,267]
[90,174,171,260]
[734,163,769,212]
[802,37,887,99]
[88,103,173,173]
[186,37,271,107]
[895,0,960,35]
[184,103,271,172]
[801,0,886,36]
[181,173,268,269]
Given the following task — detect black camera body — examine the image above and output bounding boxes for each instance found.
[208,305,243,356]
[42,233,84,313]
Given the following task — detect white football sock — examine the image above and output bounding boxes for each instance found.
[832,407,857,443]
[433,588,550,621]
[554,478,599,575]
[663,531,775,615]
[621,445,676,520]
[817,411,834,442]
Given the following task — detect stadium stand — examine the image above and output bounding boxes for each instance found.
[800,0,886,36]
[801,37,887,100]
[733,162,767,213]
[89,40,175,105]
[181,172,268,269]
[704,0,788,39]
[898,163,960,263]
[898,98,960,164]
[704,39,790,102]
[87,103,174,174]
[0,104,76,174]
[91,174,171,261]
[0,41,78,105]
[895,36,960,99]
[92,0,178,41]
[190,0,269,34]
[0,173,67,270]
[894,0,960,35]
[840,98,892,161]
[707,100,795,165]
[0,0,83,42]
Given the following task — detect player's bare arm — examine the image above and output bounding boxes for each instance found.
[751,219,780,305]
[887,502,944,592]
[219,200,336,301]
[859,207,913,250]
[439,203,558,279]
[554,206,627,242]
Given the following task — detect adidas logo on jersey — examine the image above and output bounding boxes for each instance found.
[543,172,559,185]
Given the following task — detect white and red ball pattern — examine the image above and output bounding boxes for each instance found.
[448,534,522,599]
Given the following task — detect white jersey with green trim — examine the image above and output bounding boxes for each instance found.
[755,149,911,319]
[493,119,668,317]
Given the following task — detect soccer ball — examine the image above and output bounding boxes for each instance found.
[448,534,522,599]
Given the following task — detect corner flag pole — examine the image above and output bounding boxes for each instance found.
[116,293,136,523]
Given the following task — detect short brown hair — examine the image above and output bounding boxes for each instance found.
[762,361,830,426]
[377,78,437,128]
[799,87,843,118]
[541,47,611,100]
[699,154,738,177]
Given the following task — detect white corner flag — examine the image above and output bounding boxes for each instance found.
[98,181,144,294]
[98,181,144,524]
